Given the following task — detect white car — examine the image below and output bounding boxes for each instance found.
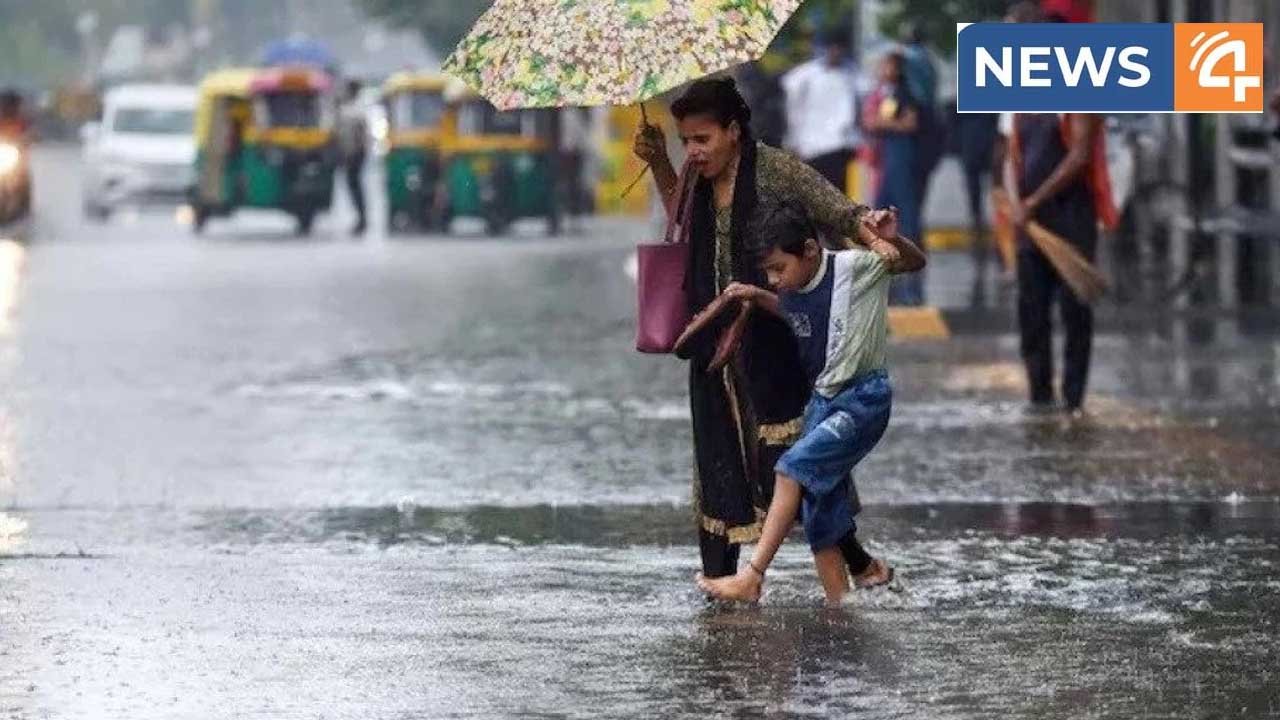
[82,84,197,219]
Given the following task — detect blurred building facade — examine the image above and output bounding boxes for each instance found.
[1099,0,1280,308]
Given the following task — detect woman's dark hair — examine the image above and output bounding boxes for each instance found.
[749,201,818,259]
[670,77,752,132]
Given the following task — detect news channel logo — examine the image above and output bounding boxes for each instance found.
[956,22,1265,113]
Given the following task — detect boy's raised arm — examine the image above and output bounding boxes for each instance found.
[870,234,927,274]
[863,210,927,274]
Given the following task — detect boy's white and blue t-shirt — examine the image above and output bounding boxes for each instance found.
[776,248,894,551]
[781,248,891,396]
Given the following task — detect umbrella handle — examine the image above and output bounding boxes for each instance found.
[622,103,664,198]
[620,163,651,199]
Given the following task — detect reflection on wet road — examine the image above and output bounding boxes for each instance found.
[1,147,1278,718]
[5,502,1279,718]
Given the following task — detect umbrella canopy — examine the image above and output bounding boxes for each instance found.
[444,0,802,109]
[261,38,340,73]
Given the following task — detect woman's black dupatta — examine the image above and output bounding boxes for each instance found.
[683,138,809,538]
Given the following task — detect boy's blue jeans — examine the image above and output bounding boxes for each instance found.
[775,371,892,552]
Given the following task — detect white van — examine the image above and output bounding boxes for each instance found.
[81,84,197,219]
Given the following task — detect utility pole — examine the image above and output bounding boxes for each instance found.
[75,11,100,85]
[192,0,219,74]
[849,0,861,64]
[284,0,310,37]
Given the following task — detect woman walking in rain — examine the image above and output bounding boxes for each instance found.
[633,78,893,596]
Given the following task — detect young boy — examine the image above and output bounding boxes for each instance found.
[696,203,926,604]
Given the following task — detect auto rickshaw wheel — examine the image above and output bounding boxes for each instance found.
[191,204,209,235]
[485,215,509,236]
[388,209,410,235]
[546,207,561,237]
[434,204,453,234]
[16,182,31,218]
[83,199,110,223]
[483,201,510,236]
[295,211,314,236]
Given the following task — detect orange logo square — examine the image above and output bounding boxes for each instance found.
[1174,23,1265,112]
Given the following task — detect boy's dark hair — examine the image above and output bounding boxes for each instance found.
[670,77,752,131]
[749,202,818,259]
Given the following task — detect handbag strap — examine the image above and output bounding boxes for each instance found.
[662,159,696,246]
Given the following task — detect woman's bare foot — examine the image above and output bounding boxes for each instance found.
[852,557,894,589]
[696,569,763,602]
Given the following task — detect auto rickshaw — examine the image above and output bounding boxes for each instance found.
[191,67,337,235]
[381,73,451,233]
[440,85,559,235]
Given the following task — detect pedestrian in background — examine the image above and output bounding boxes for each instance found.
[863,51,924,306]
[737,61,787,149]
[1270,87,1280,141]
[1002,6,1104,415]
[1003,111,1102,414]
[559,107,592,234]
[900,23,942,253]
[338,79,369,236]
[781,29,862,196]
[954,109,1000,302]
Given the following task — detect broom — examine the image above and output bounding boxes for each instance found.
[992,189,1108,304]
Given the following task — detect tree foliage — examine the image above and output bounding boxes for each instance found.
[351,0,1013,69]
[876,0,1009,57]
[355,0,490,58]
[0,0,193,85]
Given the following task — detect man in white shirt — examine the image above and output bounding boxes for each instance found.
[558,107,592,233]
[781,30,862,195]
[338,80,369,236]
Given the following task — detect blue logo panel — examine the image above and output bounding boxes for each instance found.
[957,23,1176,112]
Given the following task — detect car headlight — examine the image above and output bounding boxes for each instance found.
[0,144,20,175]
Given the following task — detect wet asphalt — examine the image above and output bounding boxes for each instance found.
[1,146,1278,719]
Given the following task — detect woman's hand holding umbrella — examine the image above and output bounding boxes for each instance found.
[627,112,679,203]
[632,118,669,168]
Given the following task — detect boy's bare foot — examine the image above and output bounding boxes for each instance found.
[696,567,764,603]
[852,557,894,589]
[814,547,850,606]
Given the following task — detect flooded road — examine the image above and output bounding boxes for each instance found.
[2,147,1278,718]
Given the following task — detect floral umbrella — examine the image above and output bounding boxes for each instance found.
[443,0,803,110]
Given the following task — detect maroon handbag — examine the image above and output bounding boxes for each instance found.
[635,163,696,353]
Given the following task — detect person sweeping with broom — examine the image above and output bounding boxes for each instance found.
[1002,105,1111,416]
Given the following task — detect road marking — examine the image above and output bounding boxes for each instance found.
[888,306,951,339]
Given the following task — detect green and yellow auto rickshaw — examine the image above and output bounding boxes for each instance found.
[381,72,451,233]
[191,67,337,235]
[440,86,559,235]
